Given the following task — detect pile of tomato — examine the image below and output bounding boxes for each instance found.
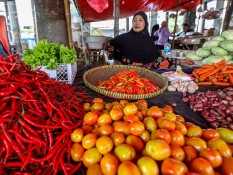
[70,98,233,175]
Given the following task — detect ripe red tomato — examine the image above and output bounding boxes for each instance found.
[146,140,171,161]
[123,103,138,115]
[86,164,103,175]
[128,121,145,136]
[183,145,198,164]
[207,138,232,158]
[114,144,136,162]
[185,137,207,152]
[110,109,124,121]
[221,157,233,175]
[147,106,164,119]
[202,129,220,141]
[82,148,102,168]
[71,128,84,143]
[70,143,85,162]
[137,156,159,175]
[118,161,141,175]
[110,132,125,146]
[143,117,157,132]
[151,129,171,144]
[99,124,114,136]
[170,130,185,147]
[125,135,145,152]
[100,153,119,175]
[84,112,99,125]
[175,121,187,135]
[96,135,113,154]
[91,102,105,112]
[97,113,112,126]
[161,158,188,175]
[170,144,185,161]
[114,121,130,136]
[190,158,214,175]
[82,133,97,149]
[199,148,223,168]
[162,105,173,113]
[136,99,148,110]
[83,102,91,111]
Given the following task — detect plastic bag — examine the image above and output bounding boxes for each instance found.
[87,0,109,13]
[202,8,220,20]
[162,65,194,81]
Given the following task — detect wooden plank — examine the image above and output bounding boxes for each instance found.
[222,0,233,31]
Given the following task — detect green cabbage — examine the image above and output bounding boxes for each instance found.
[202,40,221,50]
[227,60,233,64]
[221,30,233,40]
[220,40,233,52]
[222,55,233,61]
[212,36,225,41]
[211,47,228,56]
[186,52,203,61]
[202,55,225,65]
[196,48,211,58]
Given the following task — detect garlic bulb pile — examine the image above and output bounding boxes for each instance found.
[167,79,199,93]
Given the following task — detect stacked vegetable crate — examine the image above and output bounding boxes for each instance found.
[40,61,77,85]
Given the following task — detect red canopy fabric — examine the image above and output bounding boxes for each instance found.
[0,16,11,55]
[76,0,201,22]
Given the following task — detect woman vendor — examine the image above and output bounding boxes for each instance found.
[110,11,194,69]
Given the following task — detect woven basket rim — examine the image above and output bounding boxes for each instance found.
[83,65,168,100]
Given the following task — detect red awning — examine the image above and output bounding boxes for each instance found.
[76,0,201,22]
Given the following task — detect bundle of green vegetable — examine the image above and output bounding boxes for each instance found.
[23,39,77,69]
[186,30,233,64]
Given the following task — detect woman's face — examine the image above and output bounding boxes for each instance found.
[132,15,145,33]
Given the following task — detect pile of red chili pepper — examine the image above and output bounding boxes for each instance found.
[0,54,90,174]
[97,70,160,94]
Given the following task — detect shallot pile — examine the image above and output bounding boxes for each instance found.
[182,87,233,129]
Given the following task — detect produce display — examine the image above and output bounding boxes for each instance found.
[182,87,233,129]
[0,54,89,174]
[1,53,233,175]
[97,70,160,94]
[187,30,233,64]
[191,60,233,86]
[23,39,77,70]
[70,98,233,175]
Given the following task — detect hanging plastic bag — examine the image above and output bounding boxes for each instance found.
[87,0,109,13]
[202,8,221,20]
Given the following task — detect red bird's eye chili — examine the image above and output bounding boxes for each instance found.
[97,69,159,95]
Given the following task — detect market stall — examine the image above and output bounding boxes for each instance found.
[1,0,233,174]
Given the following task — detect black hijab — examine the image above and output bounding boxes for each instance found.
[110,11,160,65]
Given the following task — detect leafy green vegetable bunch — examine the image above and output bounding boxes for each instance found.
[23,39,77,70]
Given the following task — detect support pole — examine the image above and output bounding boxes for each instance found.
[64,0,73,48]
[114,0,120,37]
[172,0,180,49]
[6,0,22,54]
[222,0,233,31]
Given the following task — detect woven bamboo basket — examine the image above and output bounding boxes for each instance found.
[83,65,168,100]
